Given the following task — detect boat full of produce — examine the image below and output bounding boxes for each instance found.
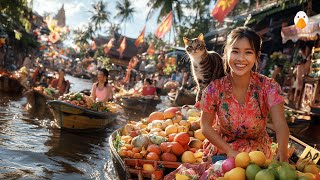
[48,92,120,130]
[109,106,320,179]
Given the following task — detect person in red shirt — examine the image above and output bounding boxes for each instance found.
[141,78,157,96]
[50,69,70,95]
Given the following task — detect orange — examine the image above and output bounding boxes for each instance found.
[174,132,190,146]
[181,151,196,163]
[249,151,266,167]
[147,144,162,155]
[160,152,177,162]
[235,152,250,168]
[224,167,246,180]
[146,152,160,161]
[171,142,185,156]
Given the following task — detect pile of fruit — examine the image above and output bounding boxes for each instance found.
[34,86,59,98]
[164,81,179,91]
[189,150,320,180]
[114,107,205,166]
[58,92,119,113]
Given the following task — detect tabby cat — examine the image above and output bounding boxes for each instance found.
[183,33,225,102]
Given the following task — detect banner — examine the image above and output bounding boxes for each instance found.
[104,38,115,54]
[211,0,238,23]
[135,26,146,47]
[147,42,155,56]
[155,11,173,39]
[117,37,126,57]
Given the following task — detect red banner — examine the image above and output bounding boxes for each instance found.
[155,11,173,39]
[104,38,114,54]
[117,37,126,56]
[211,0,238,23]
[135,26,146,47]
[147,42,155,56]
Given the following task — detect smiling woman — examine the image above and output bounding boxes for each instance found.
[198,26,290,163]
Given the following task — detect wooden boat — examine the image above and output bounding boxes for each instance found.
[174,88,196,106]
[167,88,196,106]
[118,96,161,114]
[47,100,118,130]
[0,71,24,93]
[24,88,54,118]
[110,126,320,179]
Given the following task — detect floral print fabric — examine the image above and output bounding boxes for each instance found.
[199,72,284,160]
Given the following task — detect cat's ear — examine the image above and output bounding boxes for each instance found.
[183,37,189,45]
[198,33,204,41]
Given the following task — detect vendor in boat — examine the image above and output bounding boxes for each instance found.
[141,78,157,97]
[49,69,70,95]
[198,27,289,162]
[90,68,113,102]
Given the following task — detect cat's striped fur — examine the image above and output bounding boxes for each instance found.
[183,33,225,102]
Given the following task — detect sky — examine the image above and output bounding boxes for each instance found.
[32,0,179,47]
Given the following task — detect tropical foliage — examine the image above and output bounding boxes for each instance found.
[89,0,111,31]
[115,0,136,36]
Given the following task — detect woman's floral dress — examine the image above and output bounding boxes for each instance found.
[198,72,284,161]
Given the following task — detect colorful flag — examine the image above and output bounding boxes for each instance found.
[135,26,146,47]
[155,11,173,39]
[104,38,114,54]
[91,40,97,50]
[117,37,126,56]
[147,42,155,56]
[211,0,238,23]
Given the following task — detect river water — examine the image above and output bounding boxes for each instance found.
[0,75,171,180]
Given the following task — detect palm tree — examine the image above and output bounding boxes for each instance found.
[106,23,120,36]
[146,0,188,23]
[115,0,136,36]
[89,0,111,31]
[73,25,94,46]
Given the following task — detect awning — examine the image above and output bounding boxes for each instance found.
[281,14,320,43]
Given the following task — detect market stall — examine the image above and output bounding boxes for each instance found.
[281,14,320,115]
[281,14,320,44]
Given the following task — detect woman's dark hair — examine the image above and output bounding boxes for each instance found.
[223,26,262,73]
[145,78,153,85]
[97,68,109,87]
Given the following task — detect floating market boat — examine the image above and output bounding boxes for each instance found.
[109,93,320,179]
[48,100,118,130]
[109,124,320,179]
[118,96,161,114]
[0,71,25,93]
[24,88,55,118]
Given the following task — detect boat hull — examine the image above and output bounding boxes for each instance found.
[48,100,117,130]
[0,74,24,93]
[118,97,161,113]
[25,89,54,118]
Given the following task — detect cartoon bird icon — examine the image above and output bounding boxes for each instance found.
[294,11,308,29]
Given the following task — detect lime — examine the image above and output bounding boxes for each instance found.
[245,164,261,180]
